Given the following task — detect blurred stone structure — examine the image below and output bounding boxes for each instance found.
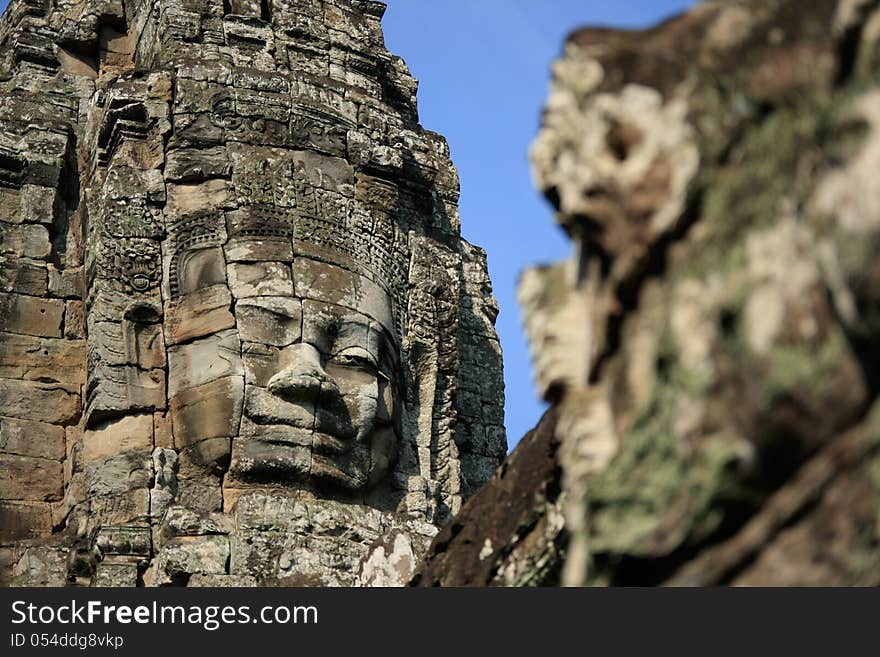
[0,0,505,587]
[417,0,880,586]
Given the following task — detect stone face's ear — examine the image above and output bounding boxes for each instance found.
[403,237,466,521]
[177,248,227,296]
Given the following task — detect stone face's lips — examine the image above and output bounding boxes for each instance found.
[247,410,356,444]
[246,426,351,458]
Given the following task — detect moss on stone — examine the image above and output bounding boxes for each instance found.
[843,230,880,273]
[682,81,870,285]
[585,345,746,561]
[758,328,849,407]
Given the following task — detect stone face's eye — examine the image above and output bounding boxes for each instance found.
[330,348,376,371]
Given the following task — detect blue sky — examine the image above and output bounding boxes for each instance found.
[0,0,695,448]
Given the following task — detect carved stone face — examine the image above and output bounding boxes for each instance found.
[227,254,400,494]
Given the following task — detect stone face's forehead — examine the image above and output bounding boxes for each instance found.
[0,0,507,587]
[293,257,396,340]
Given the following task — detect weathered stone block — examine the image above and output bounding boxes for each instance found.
[228,437,311,484]
[178,440,232,478]
[176,473,224,514]
[92,562,139,587]
[0,454,62,502]
[48,265,84,299]
[292,259,395,334]
[300,299,381,357]
[242,384,315,428]
[0,188,19,225]
[165,285,236,345]
[228,0,262,16]
[13,547,70,587]
[0,416,66,461]
[0,378,80,425]
[86,453,152,498]
[0,222,51,258]
[153,535,230,585]
[171,376,244,448]
[0,548,12,586]
[167,180,230,215]
[157,506,227,549]
[83,414,154,463]
[86,489,151,532]
[188,574,257,587]
[19,185,60,226]
[225,236,294,263]
[53,471,85,530]
[94,524,152,559]
[0,257,46,296]
[236,297,302,346]
[228,533,281,581]
[0,501,52,543]
[154,412,174,449]
[64,301,85,339]
[227,261,294,298]
[88,321,166,369]
[357,532,420,587]
[0,332,85,384]
[168,113,224,149]
[86,365,166,424]
[168,329,243,397]
[165,146,230,182]
[460,454,502,498]
[0,292,63,338]
[151,447,178,522]
[87,289,162,327]
[241,343,281,387]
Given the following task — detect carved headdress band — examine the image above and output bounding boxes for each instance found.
[166,156,412,339]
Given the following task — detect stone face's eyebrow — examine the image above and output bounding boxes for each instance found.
[324,313,400,373]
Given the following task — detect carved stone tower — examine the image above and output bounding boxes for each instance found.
[0,0,505,586]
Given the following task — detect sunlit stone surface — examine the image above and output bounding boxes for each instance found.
[0,0,506,587]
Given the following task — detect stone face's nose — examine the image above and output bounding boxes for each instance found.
[267,343,334,403]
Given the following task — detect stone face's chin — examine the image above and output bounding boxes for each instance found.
[230,433,312,484]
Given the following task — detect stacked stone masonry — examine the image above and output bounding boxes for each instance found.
[0,0,506,587]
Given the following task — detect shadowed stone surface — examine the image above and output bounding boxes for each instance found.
[0,0,505,587]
